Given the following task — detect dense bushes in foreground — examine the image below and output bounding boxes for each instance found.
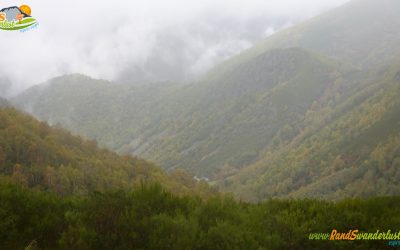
[1,182,398,250]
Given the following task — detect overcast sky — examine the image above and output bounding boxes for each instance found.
[0,0,350,95]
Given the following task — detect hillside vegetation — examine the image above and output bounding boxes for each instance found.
[12,0,400,201]
[222,68,400,201]
[2,181,400,249]
[1,107,398,249]
[3,0,400,249]
[14,48,356,177]
[0,107,214,198]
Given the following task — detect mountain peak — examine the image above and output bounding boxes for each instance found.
[208,0,400,78]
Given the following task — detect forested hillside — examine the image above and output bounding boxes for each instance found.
[222,67,400,201]
[14,48,356,177]
[12,0,400,201]
[15,74,187,152]
[130,48,356,176]
[2,106,399,249]
[3,0,400,249]
[0,107,214,197]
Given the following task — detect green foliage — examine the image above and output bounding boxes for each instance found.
[0,182,399,249]
[0,107,216,198]
[10,0,400,202]
[13,49,355,179]
[2,1,400,248]
[13,53,400,203]
[0,182,66,249]
[224,70,400,201]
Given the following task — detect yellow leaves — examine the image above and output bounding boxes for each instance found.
[11,163,28,187]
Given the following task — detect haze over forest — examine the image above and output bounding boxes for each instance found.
[1,0,400,249]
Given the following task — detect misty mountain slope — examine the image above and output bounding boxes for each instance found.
[14,48,357,178]
[0,97,11,107]
[0,106,215,197]
[206,0,400,82]
[137,48,357,176]
[222,68,400,201]
[0,77,12,97]
[15,74,188,151]
[12,0,400,201]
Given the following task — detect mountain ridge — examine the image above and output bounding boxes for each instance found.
[204,0,400,82]
[14,48,355,178]
[12,0,400,201]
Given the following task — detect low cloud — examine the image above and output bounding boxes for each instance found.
[0,0,350,95]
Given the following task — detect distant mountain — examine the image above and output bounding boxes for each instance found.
[14,48,357,177]
[132,48,358,176]
[14,74,187,152]
[207,0,400,81]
